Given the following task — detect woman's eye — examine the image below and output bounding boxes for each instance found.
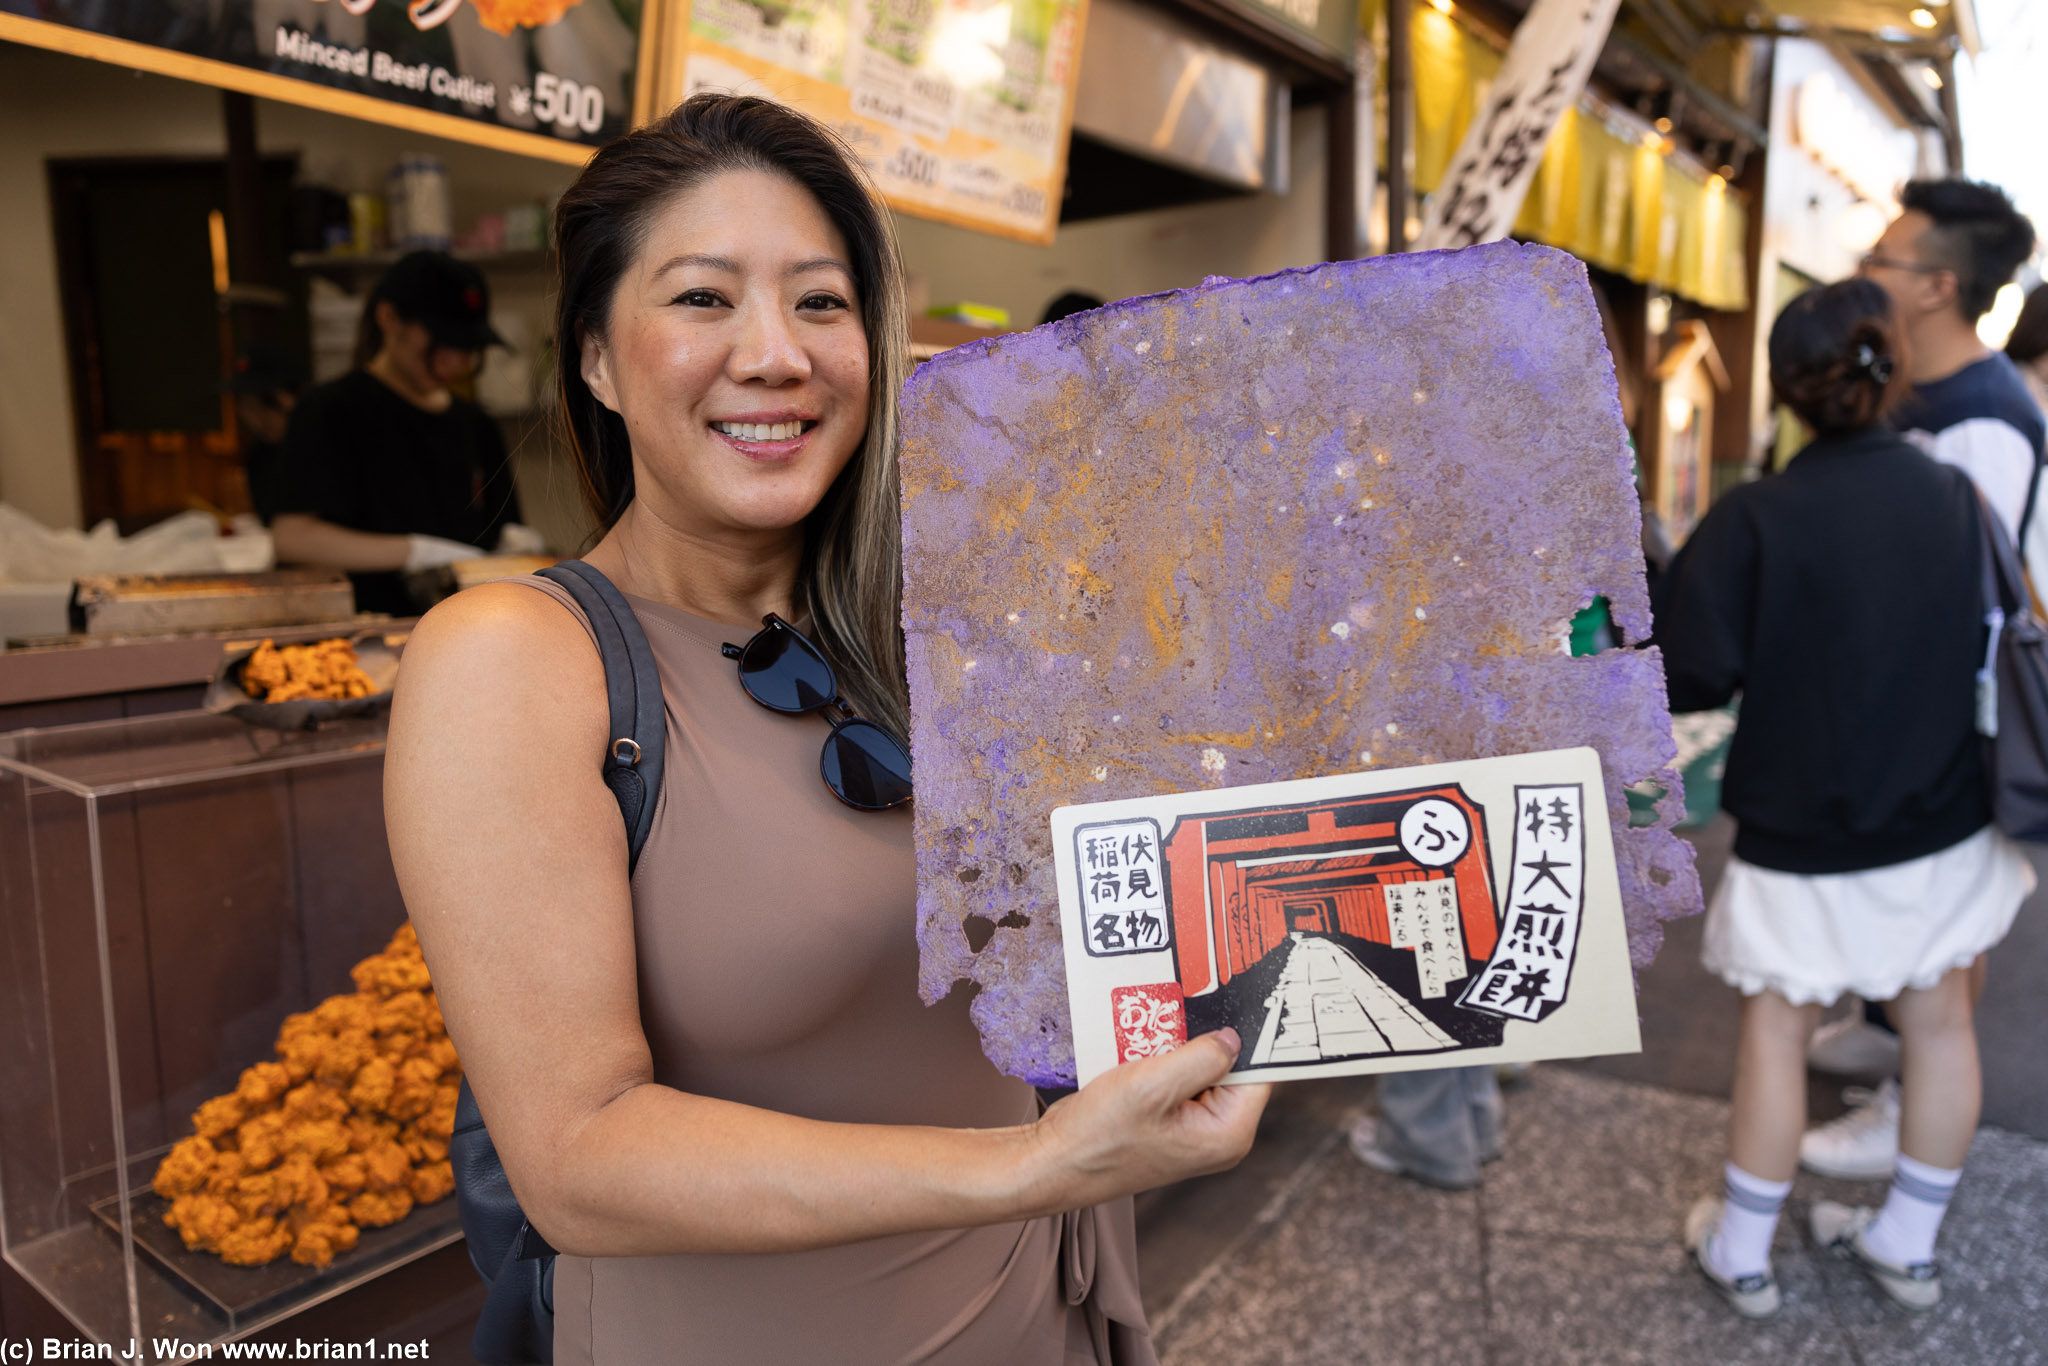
[675,289,724,308]
[799,293,850,312]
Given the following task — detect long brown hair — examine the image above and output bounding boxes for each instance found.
[551,94,912,738]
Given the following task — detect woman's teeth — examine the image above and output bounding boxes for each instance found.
[714,421,808,441]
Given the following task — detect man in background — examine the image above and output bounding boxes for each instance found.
[1802,177,2042,1180]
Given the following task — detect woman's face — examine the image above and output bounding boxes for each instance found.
[584,167,870,541]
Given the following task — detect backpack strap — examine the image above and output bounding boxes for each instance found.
[535,561,666,872]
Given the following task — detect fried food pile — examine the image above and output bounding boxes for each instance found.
[239,638,378,704]
[470,0,583,35]
[152,925,460,1269]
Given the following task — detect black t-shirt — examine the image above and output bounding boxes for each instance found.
[244,439,286,526]
[273,370,522,613]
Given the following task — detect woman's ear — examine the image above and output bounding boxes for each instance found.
[580,327,621,414]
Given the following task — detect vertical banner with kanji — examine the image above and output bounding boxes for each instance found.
[1459,783,1586,1022]
[1414,0,1623,251]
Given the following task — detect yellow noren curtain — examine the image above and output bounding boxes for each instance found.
[1401,7,1749,311]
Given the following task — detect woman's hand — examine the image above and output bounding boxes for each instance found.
[1026,1029,1270,1211]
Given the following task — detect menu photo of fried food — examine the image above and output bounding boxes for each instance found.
[239,637,378,704]
[151,925,462,1270]
[470,0,584,35]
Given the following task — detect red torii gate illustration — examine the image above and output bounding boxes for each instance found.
[1161,784,1500,998]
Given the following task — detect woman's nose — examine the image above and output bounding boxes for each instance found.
[729,302,811,385]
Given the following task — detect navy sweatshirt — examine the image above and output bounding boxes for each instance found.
[1653,424,1989,874]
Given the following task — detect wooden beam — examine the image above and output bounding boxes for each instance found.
[1386,0,1412,254]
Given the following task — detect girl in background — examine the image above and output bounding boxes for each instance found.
[1656,278,2031,1317]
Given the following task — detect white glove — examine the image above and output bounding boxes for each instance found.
[495,522,548,555]
[404,534,479,572]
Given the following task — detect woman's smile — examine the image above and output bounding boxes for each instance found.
[709,411,822,461]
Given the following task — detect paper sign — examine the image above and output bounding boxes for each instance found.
[1415,0,1623,251]
[1053,747,1640,1086]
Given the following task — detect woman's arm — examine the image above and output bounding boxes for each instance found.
[273,514,412,572]
[274,515,480,573]
[385,585,1266,1258]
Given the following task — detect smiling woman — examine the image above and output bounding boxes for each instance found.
[382,94,1267,1366]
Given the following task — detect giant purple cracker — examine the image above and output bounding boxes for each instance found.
[900,241,1702,1085]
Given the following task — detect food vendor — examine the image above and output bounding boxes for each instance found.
[224,341,310,524]
[270,250,545,614]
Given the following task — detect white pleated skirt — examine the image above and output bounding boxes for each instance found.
[1702,826,2035,1005]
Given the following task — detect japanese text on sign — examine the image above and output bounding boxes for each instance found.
[1415,0,1622,251]
[1074,818,1172,958]
[1459,783,1586,1021]
[1385,878,1469,999]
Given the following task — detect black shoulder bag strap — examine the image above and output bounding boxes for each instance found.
[535,560,667,869]
[453,559,666,1365]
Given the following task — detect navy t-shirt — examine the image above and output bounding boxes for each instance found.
[1893,352,2047,543]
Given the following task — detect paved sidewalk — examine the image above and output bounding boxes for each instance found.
[1151,1066,2048,1366]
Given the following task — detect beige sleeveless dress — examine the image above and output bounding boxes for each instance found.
[515,578,1154,1366]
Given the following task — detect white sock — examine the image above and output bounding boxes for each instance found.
[1710,1162,1792,1279]
[1860,1154,1961,1266]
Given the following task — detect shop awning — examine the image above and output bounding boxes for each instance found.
[1409,4,1750,310]
[1730,1,1980,55]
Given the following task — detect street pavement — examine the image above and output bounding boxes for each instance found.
[1134,816,2048,1366]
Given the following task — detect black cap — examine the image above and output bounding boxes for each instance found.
[373,250,507,351]
[223,341,311,396]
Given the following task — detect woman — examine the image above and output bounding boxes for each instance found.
[385,95,1267,1364]
[1657,278,2032,1318]
[272,250,542,614]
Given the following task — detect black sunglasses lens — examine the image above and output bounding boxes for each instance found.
[738,623,837,712]
[822,720,913,810]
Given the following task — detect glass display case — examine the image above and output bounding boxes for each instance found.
[0,712,460,1359]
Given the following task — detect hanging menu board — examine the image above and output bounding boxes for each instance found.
[681,0,1088,243]
[0,0,650,163]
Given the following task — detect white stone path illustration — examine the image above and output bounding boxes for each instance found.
[1248,932,1457,1065]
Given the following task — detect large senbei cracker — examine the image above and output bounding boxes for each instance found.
[900,241,1701,1085]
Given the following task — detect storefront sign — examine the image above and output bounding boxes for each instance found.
[1415,0,1621,251]
[681,0,1089,243]
[1793,72,1910,208]
[0,0,645,163]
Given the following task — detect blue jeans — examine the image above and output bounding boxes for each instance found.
[1375,1065,1504,1187]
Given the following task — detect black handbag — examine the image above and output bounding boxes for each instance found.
[1972,491,2048,842]
[449,560,667,1365]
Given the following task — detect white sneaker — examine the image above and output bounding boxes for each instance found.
[1800,1080,1900,1181]
[1810,1201,1942,1311]
[1806,1015,1901,1077]
[1684,1196,1782,1319]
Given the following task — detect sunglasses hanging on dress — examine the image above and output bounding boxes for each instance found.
[721,614,914,811]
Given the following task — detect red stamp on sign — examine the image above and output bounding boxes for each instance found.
[1111,983,1187,1063]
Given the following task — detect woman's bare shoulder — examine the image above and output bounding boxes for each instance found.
[392,580,607,750]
